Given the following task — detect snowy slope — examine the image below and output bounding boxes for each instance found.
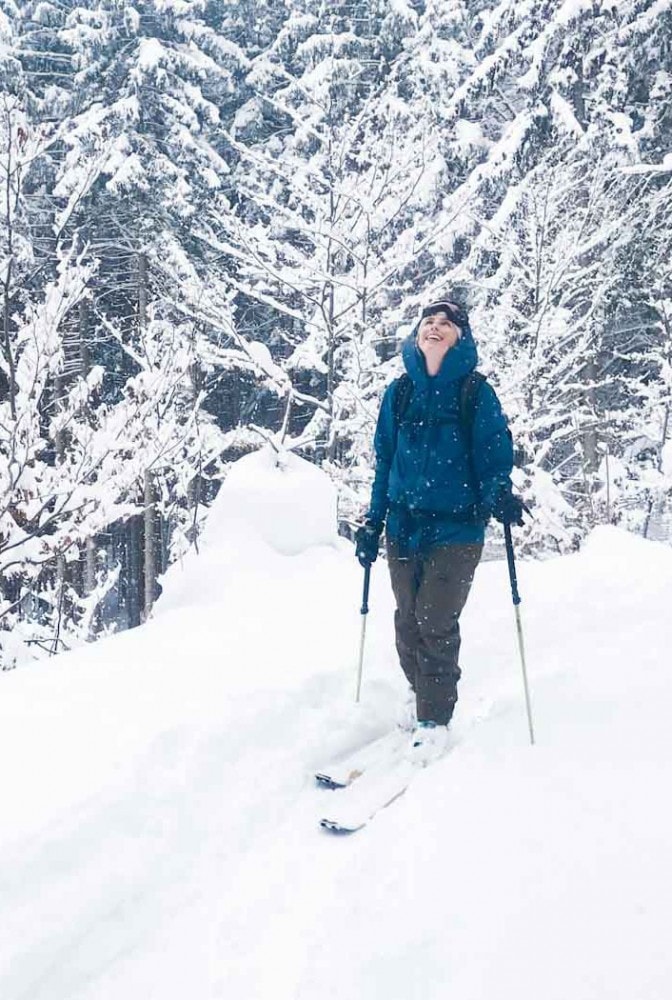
[2,447,672,1000]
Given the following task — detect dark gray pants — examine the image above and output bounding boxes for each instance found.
[387,541,483,725]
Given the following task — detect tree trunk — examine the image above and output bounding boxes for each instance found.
[138,253,148,330]
[2,257,17,418]
[128,516,142,629]
[143,469,156,621]
[579,354,599,524]
[2,108,17,418]
[79,299,90,377]
[78,300,97,598]
[137,253,157,620]
[52,553,66,655]
[581,358,599,457]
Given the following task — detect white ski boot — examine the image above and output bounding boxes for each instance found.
[410,721,451,764]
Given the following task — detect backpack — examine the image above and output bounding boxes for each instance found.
[392,371,487,450]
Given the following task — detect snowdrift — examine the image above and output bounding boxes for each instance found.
[1,447,671,1000]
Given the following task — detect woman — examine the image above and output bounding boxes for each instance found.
[356,299,524,756]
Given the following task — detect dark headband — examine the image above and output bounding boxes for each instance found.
[419,300,469,328]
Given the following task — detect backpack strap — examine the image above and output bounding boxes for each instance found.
[459,371,487,484]
[392,373,413,436]
[459,371,487,446]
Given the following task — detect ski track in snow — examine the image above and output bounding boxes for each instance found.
[2,451,672,1000]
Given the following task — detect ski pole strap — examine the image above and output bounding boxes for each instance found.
[504,524,521,606]
[360,564,371,615]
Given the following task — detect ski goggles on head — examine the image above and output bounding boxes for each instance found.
[419,300,469,329]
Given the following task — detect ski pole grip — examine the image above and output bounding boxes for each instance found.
[360,564,371,615]
[504,524,521,606]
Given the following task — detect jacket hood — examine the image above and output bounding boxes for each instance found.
[401,323,478,388]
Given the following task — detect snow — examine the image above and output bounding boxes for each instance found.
[555,0,595,26]
[622,151,672,175]
[389,0,417,18]
[135,37,167,73]
[2,452,672,999]
[453,117,488,151]
[549,89,585,138]
[231,97,262,136]
[194,445,339,558]
[662,438,672,477]
[247,339,292,390]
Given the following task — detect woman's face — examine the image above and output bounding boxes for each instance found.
[417,311,460,372]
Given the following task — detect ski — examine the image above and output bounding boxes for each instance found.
[314,727,409,789]
[319,754,416,832]
[319,741,456,834]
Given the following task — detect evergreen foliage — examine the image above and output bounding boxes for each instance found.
[1,0,671,666]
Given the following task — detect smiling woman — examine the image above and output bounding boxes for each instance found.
[417,309,461,375]
[355,296,525,754]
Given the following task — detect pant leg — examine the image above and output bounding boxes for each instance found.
[386,541,421,692]
[414,543,483,725]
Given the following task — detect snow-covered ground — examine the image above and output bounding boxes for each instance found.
[2,447,672,1000]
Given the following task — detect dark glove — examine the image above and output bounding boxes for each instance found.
[490,489,527,527]
[355,521,383,567]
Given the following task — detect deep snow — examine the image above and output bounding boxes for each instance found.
[2,446,671,1000]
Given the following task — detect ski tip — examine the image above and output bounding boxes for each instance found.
[315,773,348,789]
[320,817,363,834]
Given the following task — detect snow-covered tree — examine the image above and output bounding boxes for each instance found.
[2,0,672,665]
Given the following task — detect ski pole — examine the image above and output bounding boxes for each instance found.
[355,564,371,703]
[504,524,536,745]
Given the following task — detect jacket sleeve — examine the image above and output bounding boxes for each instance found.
[471,382,514,510]
[366,383,397,526]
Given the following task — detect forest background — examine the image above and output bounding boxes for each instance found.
[1,0,671,668]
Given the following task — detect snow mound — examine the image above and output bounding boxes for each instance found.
[3,494,672,1000]
[580,524,672,582]
[155,445,344,618]
[202,445,338,556]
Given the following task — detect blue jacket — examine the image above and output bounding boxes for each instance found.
[367,325,514,549]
